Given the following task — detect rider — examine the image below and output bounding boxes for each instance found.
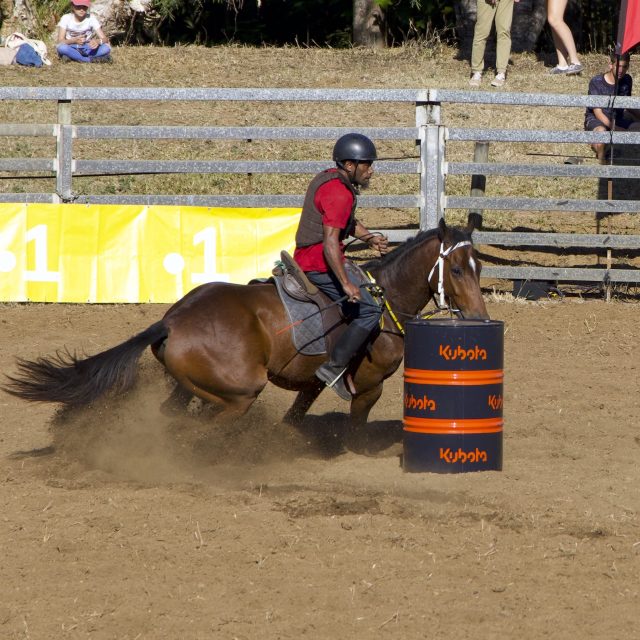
[293,133,389,400]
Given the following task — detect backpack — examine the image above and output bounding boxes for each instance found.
[5,32,52,66]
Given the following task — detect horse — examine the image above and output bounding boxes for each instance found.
[3,219,489,447]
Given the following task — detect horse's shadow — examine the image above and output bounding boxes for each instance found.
[294,413,404,459]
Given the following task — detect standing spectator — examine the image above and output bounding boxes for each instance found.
[468,0,519,88]
[547,0,582,75]
[56,0,112,64]
[584,52,640,161]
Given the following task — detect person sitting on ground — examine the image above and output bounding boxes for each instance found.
[293,133,389,400]
[56,0,112,64]
[468,0,519,88]
[584,52,640,162]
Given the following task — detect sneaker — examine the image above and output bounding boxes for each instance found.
[549,65,569,74]
[565,62,583,76]
[58,54,72,63]
[491,72,506,87]
[316,363,352,401]
[468,71,482,87]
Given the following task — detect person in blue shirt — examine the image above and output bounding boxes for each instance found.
[584,52,640,161]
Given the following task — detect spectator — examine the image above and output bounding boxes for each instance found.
[468,0,519,88]
[547,0,582,75]
[584,52,640,162]
[56,0,112,64]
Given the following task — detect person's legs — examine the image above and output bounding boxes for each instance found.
[546,0,580,67]
[307,269,382,399]
[56,43,90,63]
[585,118,609,162]
[470,0,497,74]
[494,0,514,75]
[87,43,112,61]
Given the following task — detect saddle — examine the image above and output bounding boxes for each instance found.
[270,251,345,356]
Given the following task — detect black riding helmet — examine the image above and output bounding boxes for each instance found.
[332,133,377,167]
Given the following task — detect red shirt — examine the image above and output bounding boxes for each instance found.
[293,175,354,273]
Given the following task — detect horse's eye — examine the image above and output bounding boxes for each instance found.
[450,265,463,277]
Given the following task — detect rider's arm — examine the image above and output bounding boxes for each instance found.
[323,225,361,302]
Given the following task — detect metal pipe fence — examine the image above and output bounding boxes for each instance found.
[2,86,640,284]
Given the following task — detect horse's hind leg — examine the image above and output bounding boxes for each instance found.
[160,382,194,417]
[186,385,263,423]
[283,383,324,428]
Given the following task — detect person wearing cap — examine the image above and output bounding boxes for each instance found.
[56,0,112,63]
[293,133,389,400]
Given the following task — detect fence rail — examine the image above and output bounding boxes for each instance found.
[2,86,640,286]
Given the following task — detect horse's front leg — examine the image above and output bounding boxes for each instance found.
[282,382,324,428]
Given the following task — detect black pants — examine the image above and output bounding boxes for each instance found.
[306,268,382,334]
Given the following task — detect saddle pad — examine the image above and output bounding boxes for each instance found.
[273,276,327,356]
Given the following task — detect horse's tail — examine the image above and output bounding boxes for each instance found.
[3,320,168,407]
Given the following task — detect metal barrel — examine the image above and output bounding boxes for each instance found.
[402,319,504,473]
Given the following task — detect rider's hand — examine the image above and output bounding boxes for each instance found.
[343,281,362,303]
[369,235,389,255]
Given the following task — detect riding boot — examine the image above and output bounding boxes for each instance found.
[316,325,372,400]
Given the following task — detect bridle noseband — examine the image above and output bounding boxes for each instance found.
[427,240,472,311]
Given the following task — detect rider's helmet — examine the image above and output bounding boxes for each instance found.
[332,133,377,166]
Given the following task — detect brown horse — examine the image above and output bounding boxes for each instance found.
[4,219,488,441]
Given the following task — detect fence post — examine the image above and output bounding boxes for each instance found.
[468,141,489,230]
[423,124,443,231]
[56,99,73,203]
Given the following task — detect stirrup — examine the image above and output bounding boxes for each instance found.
[315,364,352,401]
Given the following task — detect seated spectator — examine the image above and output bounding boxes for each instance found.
[584,52,640,162]
[56,0,112,64]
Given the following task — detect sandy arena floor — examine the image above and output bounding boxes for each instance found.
[1,296,639,639]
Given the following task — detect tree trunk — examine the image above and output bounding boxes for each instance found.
[353,0,386,48]
[511,0,547,52]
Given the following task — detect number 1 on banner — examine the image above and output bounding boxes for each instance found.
[191,227,230,284]
[24,224,60,283]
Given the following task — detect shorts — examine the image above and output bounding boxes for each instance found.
[584,114,634,131]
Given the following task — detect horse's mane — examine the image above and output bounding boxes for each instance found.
[362,225,472,276]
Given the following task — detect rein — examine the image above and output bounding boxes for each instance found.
[365,270,405,335]
[427,240,472,311]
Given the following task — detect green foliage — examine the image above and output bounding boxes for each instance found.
[26,0,625,52]
[28,0,70,40]
[378,0,456,45]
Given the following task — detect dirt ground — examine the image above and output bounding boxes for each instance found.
[1,296,639,639]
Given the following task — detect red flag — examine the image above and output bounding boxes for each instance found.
[617,0,640,54]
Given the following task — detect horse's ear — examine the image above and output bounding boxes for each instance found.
[437,217,447,241]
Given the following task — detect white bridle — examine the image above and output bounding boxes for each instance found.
[427,240,473,309]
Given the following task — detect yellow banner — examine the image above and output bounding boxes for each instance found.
[0,204,301,303]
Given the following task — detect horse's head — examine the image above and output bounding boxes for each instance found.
[429,218,489,320]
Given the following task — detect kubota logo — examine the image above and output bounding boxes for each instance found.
[438,344,487,361]
[488,394,503,410]
[404,393,436,411]
[439,447,488,464]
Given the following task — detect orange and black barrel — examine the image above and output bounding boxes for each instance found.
[402,318,504,473]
